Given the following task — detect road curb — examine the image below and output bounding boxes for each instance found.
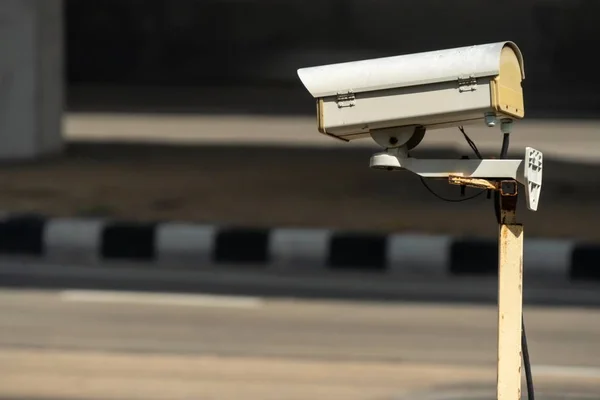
[0,213,597,281]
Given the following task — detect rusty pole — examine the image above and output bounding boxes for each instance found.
[496,180,523,400]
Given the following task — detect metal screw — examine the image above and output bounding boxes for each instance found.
[484,112,497,127]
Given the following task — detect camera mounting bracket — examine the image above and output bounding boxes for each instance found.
[369,146,542,211]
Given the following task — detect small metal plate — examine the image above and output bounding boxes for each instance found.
[500,180,518,196]
[524,147,543,211]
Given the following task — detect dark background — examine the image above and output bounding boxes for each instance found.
[64,0,600,116]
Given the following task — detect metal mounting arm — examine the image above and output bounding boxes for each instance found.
[369,146,543,211]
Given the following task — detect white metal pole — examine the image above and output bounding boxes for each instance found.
[497,191,524,400]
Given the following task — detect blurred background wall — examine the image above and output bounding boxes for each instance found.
[64,0,600,115]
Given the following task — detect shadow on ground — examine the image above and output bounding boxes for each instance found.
[0,141,597,241]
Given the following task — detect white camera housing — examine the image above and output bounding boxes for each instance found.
[297,41,525,141]
[297,41,543,212]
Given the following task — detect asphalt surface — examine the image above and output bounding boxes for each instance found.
[1,259,600,399]
[1,286,600,399]
[3,258,600,307]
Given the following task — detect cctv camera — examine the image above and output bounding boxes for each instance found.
[297,41,525,145]
[297,41,542,212]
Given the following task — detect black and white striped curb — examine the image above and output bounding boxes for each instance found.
[0,214,598,281]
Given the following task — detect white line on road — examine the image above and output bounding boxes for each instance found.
[59,290,264,309]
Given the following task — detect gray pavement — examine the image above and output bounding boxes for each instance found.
[0,286,600,399]
[1,288,599,366]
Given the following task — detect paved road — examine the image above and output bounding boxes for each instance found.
[1,283,600,399]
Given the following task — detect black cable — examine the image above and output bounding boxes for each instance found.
[493,190,501,223]
[500,132,510,159]
[459,126,483,159]
[419,177,486,202]
[493,132,511,224]
[522,317,535,400]
[459,127,481,159]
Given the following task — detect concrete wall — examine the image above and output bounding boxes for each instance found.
[63,0,600,114]
[63,0,597,85]
[0,0,63,160]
